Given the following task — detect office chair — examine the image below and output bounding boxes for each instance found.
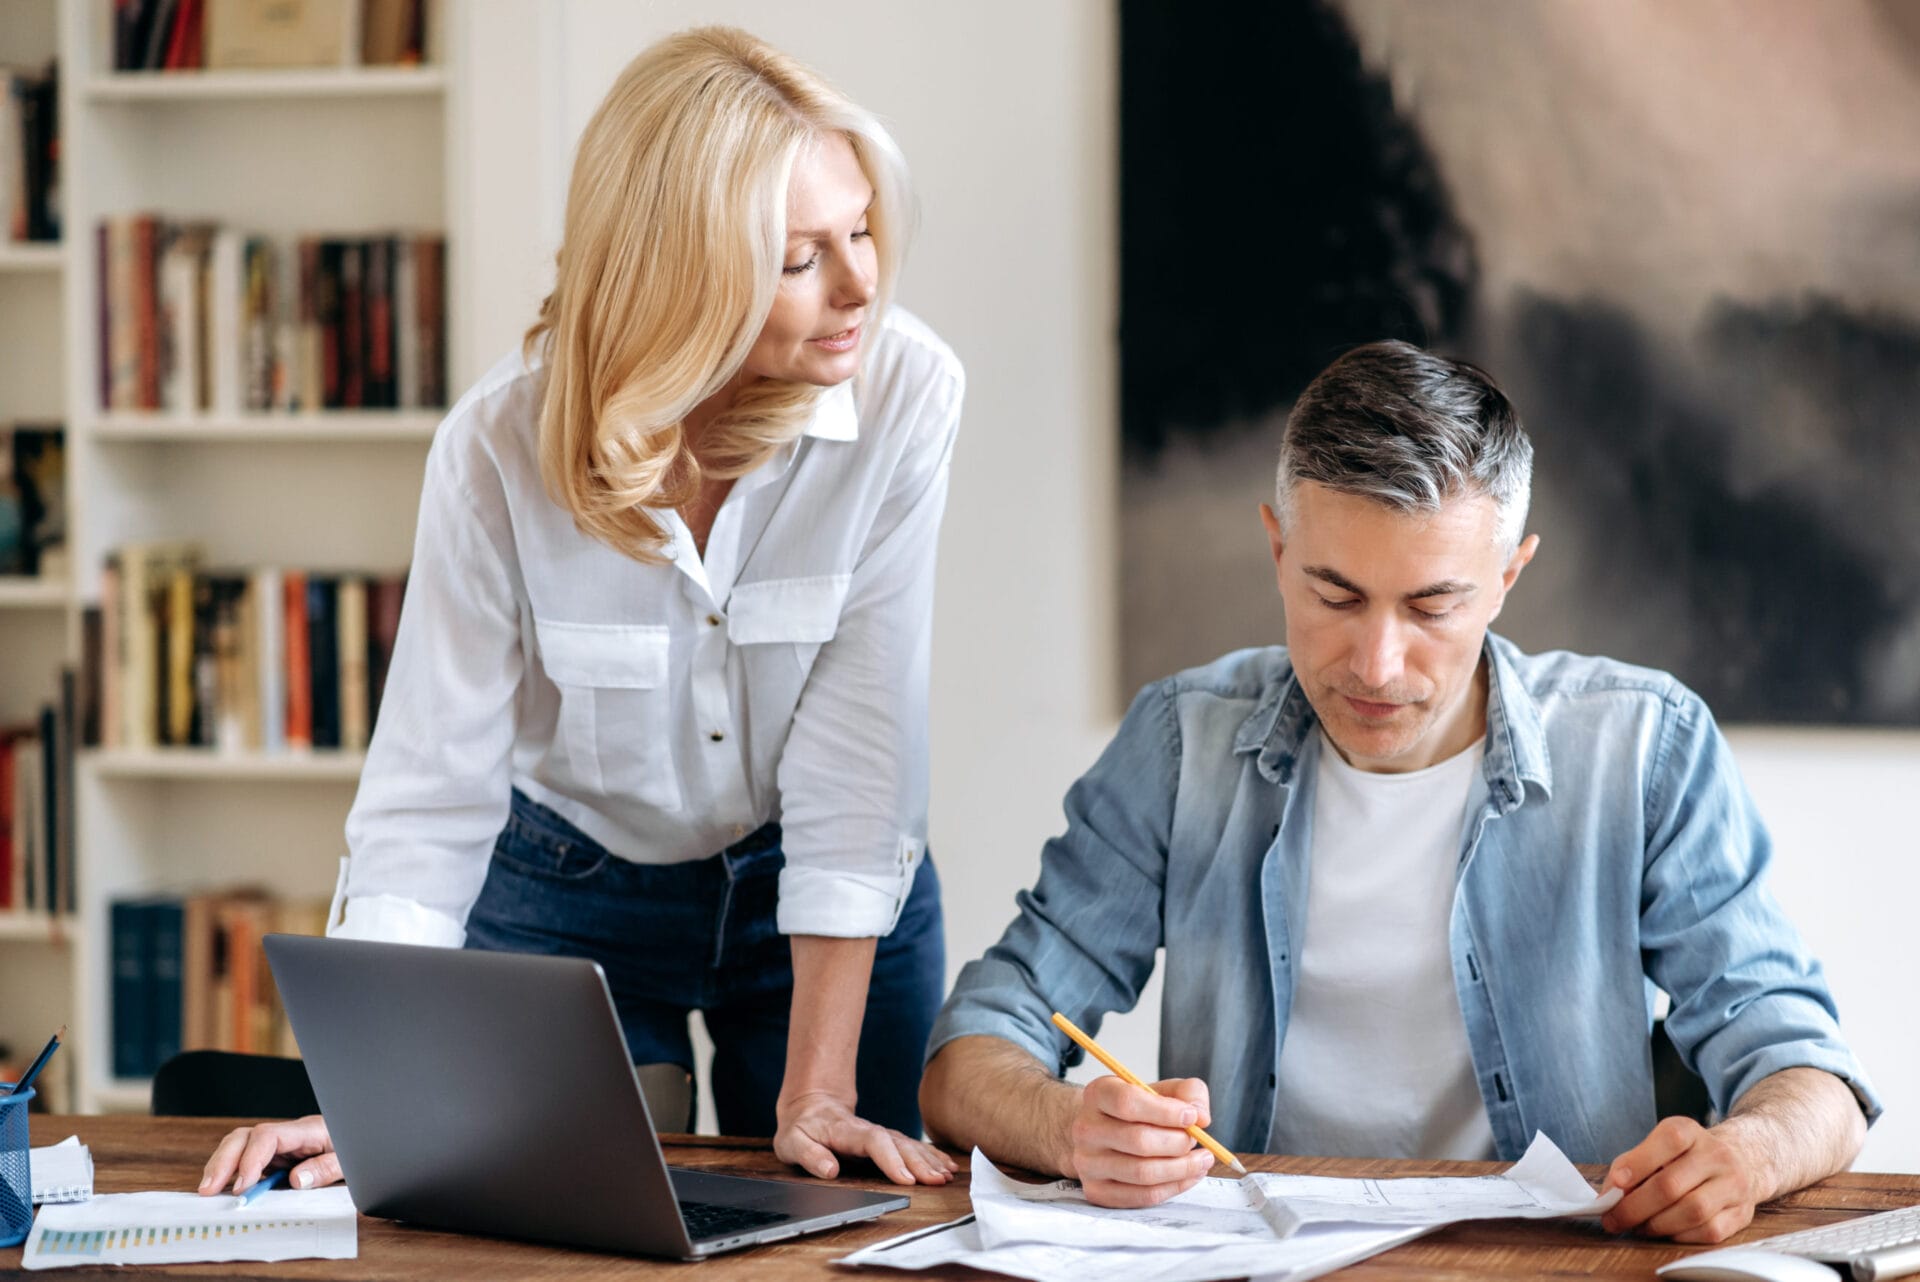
[152,1050,697,1132]
[151,1051,321,1118]
[1651,1017,1714,1126]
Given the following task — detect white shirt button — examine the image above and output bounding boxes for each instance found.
[707,614,722,627]
[709,730,725,743]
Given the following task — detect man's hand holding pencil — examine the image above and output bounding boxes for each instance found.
[1051,1012,1244,1209]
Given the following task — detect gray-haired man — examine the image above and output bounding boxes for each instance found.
[920,341,1876,1243]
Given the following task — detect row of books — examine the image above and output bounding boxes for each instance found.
[114,0,429,72]
[0,672,79,916]
[0,425,66,580]
[88,543,407,755]
[1,61,59,243]
[97,217,449,414]
[110,891,329,1079]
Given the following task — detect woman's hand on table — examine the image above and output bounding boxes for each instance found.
[199,1114,341,1195]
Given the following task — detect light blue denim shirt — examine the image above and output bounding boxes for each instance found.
[930,635,1880,1164]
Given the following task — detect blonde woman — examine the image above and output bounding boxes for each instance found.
[198,27,961,1193]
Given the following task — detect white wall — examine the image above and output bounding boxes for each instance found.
[450,2,1919,1169]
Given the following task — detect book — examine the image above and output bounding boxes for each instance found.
[56,668,76,913]
[115,541,203,749]
[0,75,24,243]
[339,242,364,409]
[1,425,66,579]
[81,607,103,749]
[110,899,151,1077]
[283,571,311,749]
[7,64,59,243]
[203,0,350,70]
[243,238,276,411]
[0,737,13,909]
[38,704,58,914]
[337,575,368,751]
[209,227,244,415]
[254,566,285,752]
[134,216,161,410]
[306,575,339,750]
[181,893,218,1052]
[148,898,185,1071]
[98,220,448,414]
[164,559,196,746]
[142,0,182,77]
[367,574,404,730]
[99,558,123,749]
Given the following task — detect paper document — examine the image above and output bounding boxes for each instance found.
[841,1134,1617,1282]
[28,1137,93,1204]
[21,1187,357,1270]
[840,1213,1430,1282]
[1254,1132,1621,1235]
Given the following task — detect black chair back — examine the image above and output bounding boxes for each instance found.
[150,1050,321,1118]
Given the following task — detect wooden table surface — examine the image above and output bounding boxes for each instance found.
[4,1116,1916,1280]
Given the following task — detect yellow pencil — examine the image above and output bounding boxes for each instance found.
[1050,1011,1248,1177]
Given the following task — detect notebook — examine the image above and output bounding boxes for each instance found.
[30,1137,94,1204]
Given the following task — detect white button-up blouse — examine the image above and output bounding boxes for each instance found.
[330,308,964,947]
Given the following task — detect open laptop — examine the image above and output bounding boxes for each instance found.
[263,934,909,1259]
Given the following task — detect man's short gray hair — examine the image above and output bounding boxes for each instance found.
[1275,340,1534,553]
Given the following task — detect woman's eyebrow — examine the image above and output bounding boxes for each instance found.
[787,196,875,240]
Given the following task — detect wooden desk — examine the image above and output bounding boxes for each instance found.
[6,1116,1916,1280]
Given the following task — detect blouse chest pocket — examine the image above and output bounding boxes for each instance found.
[726,575,850,714]
[533,619,682,812]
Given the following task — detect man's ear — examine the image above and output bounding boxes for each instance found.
[1259,502,1285,572]
[1489,533,1540,622]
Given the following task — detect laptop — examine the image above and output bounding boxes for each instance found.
[263,934,909,1259]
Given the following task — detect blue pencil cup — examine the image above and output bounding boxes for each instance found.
[0,1087,32,1248]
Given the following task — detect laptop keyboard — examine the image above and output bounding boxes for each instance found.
[678,1199,790,1241]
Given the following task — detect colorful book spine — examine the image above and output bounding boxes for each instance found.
[255,566,285,752]
[110,900,150,1078]
[306,576,339,750]
[284,571,311,750]
[337,576,369,751]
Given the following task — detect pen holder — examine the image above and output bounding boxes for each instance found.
[0,1087,33,1248]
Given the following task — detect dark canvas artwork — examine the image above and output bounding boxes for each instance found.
[1118,0,1920,724]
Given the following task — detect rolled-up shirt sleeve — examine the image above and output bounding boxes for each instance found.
[330,429,524,947]
[774,372,963,937]
[1642,689,1882,1123]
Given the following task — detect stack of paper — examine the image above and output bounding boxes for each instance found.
[29,1137,94,1205]
[21,1187,358,1271]
[842,1133,1621,1282]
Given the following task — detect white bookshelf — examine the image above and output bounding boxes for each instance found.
[82,64,446,101]
[0,577,71,608]
[90,410,442,443]
[0,912,81,944]
[0,0,469,1112]
[84,749,367,783]
[0,241,65,272]
[0,0,76,1110]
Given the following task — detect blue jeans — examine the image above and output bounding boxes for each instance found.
[464,790,945,1138]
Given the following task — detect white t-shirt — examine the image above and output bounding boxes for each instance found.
[1269,730,1497,1160]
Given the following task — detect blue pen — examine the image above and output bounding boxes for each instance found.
[236,1168,290,1206]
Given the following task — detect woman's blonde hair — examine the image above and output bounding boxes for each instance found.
[524,26,912,561]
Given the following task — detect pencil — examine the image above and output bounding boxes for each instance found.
[6,1025,63,1095]
[1050,1011,1249,1177]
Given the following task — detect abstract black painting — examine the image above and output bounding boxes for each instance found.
[1118,0,1920,724]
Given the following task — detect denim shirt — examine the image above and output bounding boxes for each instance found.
[929,635,1880,1164]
